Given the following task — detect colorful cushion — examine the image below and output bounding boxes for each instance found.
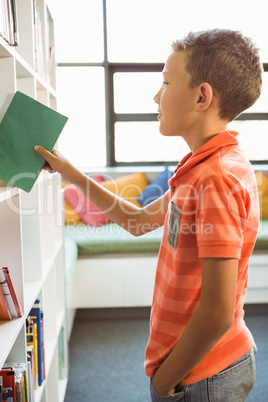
[64,176,111,226]
[62,181,83,225]
[64,172,148,226]
[101,172,148,207]
[255,171,268,219]
[137,167,173,206]
[64,199,84,225]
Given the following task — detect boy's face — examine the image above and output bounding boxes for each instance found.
[154,51,198,138]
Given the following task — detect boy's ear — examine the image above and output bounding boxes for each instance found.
[195,83,213,112]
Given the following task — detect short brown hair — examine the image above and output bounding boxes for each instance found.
[172,29,263,122]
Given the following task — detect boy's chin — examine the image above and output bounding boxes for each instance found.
[159,128,180,137]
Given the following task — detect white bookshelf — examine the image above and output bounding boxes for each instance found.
[0,1,68,401]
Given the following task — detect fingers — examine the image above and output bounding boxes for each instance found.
[34,145,54,159]
[34,145,57,172]
[44,162,56,173]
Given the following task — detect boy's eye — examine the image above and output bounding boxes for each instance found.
[163,81,168,86]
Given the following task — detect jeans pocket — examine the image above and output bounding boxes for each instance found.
[208,350,256,402]
[167,202,182,250]
[150,379,185,402]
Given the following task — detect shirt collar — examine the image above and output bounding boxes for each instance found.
[171,130,239,179]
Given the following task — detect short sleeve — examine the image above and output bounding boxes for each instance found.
[195,175,249,259]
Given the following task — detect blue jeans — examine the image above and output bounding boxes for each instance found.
[150,346,256,402]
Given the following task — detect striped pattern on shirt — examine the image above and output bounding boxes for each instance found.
[144,131,259,385]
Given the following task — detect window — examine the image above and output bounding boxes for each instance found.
[56,0,268,168]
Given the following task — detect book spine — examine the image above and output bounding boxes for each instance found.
[0,269,17,318]
[0,368,16,402]
[27,343,36,392]
[41,312,45,380]
[0,281,11,320]
[3,0,10,44]
[7,0,14,45]
[2,268,22,318]
[29,317,38,388]
[10,0,19,46]
[29,300,43,387]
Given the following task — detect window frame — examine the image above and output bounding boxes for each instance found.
[58,0,268,167]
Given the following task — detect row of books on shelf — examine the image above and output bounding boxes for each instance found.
[0,295,66,401]
[0,0,19,46]
[0,300,44,401]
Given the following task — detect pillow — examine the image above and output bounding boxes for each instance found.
[100,172,148,207]
[64,200,84,225]
[63,172,148,226]
[255,171,268,219]
[62,181,83,225]
[137,167,173,206]
[64,175,111,226]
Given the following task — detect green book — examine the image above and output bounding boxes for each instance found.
[0,91,68,192]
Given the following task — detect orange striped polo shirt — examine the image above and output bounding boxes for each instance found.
[144,130,259,385]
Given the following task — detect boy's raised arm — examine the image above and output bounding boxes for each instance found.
[34,145,169,235]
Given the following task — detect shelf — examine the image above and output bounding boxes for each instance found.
[24,280,43,316]
[0,171,48,204]
[0,36,15,57]
[34,379,46,402]
[0,185,20,202]
[44,338,57,375]
[0,318,24,367]
[58,378,68,402]
[0,2,68,400]
[56,310,66,337]
[42,239,63,281]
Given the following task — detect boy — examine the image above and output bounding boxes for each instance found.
[35,29,263,401]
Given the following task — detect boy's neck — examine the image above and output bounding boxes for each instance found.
[186,120,228,155]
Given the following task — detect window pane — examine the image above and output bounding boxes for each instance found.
[55,0,104,62]
[114,72,162,113]
[56,67,106,167]
[228,120,268,161]
[115,122,190,163]
[107,0,268,62]
[247,72,268,113]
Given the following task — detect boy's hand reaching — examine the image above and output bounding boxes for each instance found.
[34,145,82,185]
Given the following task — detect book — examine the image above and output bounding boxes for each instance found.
[29,300,43,386]
[41,312,45,380]
[2,363,28,402]
[26,343,36,392]
[0,282,11,320]
[10,0,18,46]
[26,352,34,402]
[0,368,16,402]
[0,267,22,318]
[0,0,18,46]
[28,317,38,388]
[0,91,68,192]
[2,387,12,402]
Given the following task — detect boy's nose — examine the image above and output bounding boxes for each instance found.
[154,90,160,104]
